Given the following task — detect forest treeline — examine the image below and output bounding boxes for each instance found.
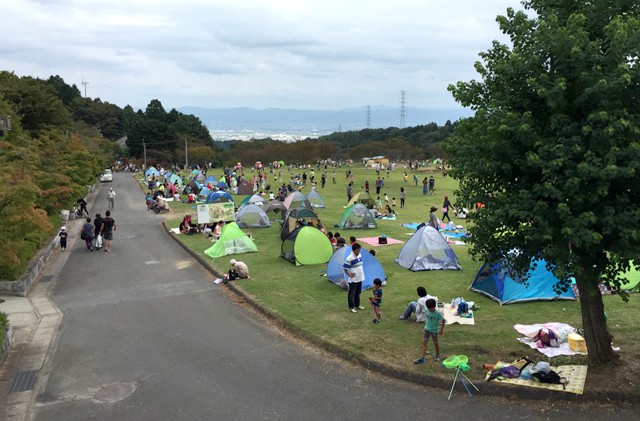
[0,71,455,279]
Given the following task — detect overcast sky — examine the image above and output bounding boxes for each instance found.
[4,0,523,112]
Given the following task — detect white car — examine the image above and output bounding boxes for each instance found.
[100,169,113,182]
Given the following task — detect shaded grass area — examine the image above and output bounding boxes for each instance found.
[160,165,639,395]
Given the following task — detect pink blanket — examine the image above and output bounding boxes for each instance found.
[514,323,585,357]
[357,236,404,247]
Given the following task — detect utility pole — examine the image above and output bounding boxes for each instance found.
[366,105,371,129]
[400,90,406,129]
[82,77,89,98]
[143,139,147,170]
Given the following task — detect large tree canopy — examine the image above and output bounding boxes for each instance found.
[446,0,640,364]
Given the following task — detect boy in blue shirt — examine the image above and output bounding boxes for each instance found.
[368,278,383,324]
[414,299,445,363]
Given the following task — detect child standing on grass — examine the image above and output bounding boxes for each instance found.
[369,278,383,323]
[414,299,445,363]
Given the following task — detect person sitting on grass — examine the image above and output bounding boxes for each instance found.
[414,299,445,364]
[399,286,438,322]
[225,259,250,283]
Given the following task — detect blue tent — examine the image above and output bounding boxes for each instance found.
[166,173,183,186]
[206,190,234,205]
[145,167,159,178]
[217,181,229,190]
[326,246,386,291]
[470,258,576,304]
[198,187,212,198]
[206,175,218,185]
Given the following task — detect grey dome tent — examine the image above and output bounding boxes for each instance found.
[395,225,462,271]
[283,191,312,210]
[306,189,326,208]
[235,204,271,228]
[263,200,287,223]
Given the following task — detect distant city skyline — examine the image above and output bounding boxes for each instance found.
[4,0,522,112]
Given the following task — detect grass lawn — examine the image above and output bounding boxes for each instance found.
[148,165,639,395]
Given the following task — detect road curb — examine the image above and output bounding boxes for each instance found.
[162,221,638,403]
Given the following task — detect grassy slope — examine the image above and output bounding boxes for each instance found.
[160,165,639,391]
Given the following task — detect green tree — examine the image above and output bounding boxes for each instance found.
[446,0,640,364]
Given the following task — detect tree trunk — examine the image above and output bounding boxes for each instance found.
[575,268,618,364]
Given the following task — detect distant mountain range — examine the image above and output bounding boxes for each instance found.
[179,106,473,141]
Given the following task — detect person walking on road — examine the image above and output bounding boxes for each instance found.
[107,188,116,210]
[81,217,94,252]
[100,210,116,252]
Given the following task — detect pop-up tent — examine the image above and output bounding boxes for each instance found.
[204,222,257,258]
[263,200,287,222]
[283,191,312,210]
[470,258,576,304]
[395,225,462,271]
[217,181,229,190]
[165,173,183,186]
[281,226,333,266]
[306,189,326,208]
[345,191,375,208]
[237,179,253,195]
[326,246,386,291]
[236,204,271,228]
[239,194,266,209]
[206,175,218,186]
[603,260,640,291]
[281,207,322,240]
[339,203,377,229]
[145,167,160,178]
[206,190,235,205]
[183,180,201,195]
[198,187,212,198]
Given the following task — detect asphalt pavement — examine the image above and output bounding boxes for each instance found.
[2,172,637,420]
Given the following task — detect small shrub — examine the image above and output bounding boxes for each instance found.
[0,311,8,350]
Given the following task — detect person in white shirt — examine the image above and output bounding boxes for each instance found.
[398,286,438,321]
[343,243,365,313]
[107,188,116,210]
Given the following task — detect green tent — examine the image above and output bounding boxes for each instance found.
[616,262,640,290]
[204,222,257,258]
[339,203,377,229]
[281,226,333,266]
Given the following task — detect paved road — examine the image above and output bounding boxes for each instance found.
[33,173,635,420]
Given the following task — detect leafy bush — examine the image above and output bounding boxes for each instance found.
[0,311,8,351]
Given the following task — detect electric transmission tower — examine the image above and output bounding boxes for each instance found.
[366,105,371,129]
[82,77,89,98]
[399,90,406,128]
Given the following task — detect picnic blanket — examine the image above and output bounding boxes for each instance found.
[401,222,421,230]
[170,227,181,234]
[357,236,404,247]
[377,215,396,220]
[442,303,475,325]
[514,323,586,357]
[493,363,588,394]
